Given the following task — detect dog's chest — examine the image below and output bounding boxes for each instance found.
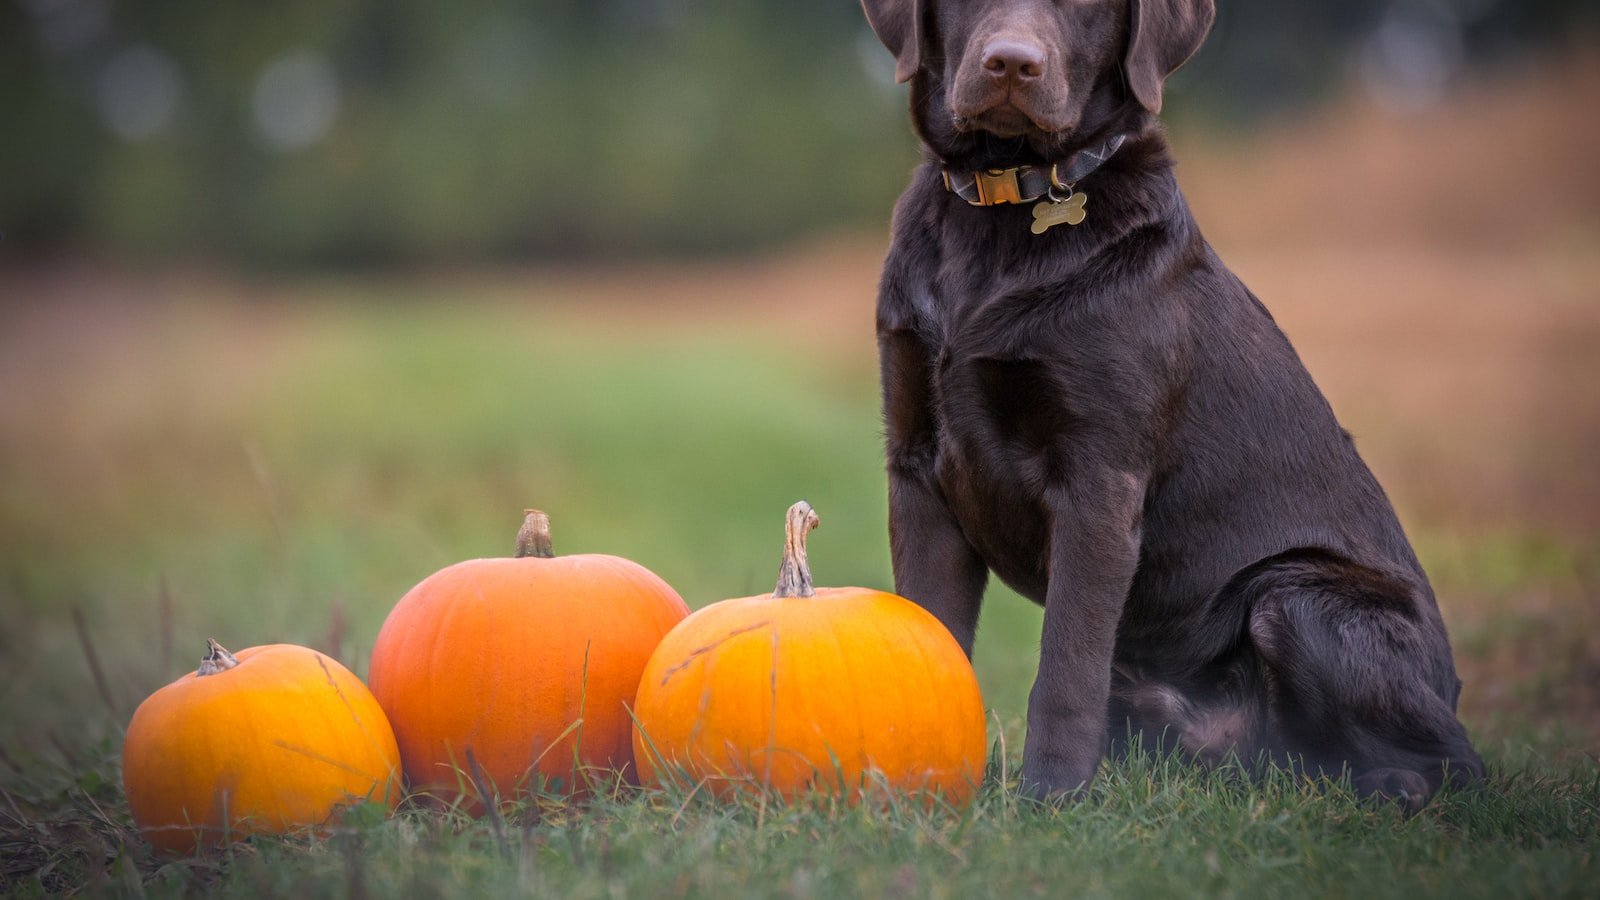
[903,295,1088,601]
[931,366,1058,600]
[893,250,1169,600]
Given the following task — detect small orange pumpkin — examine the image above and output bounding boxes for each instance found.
[632,502,987,806]
[122,640,402,855]
[368,510,689,807]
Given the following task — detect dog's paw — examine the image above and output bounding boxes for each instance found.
[1353,767,1433,816]
[1441,753,1487,787]
[1017,757,1096,806]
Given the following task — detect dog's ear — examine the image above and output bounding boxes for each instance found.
[1125,0,1215,115]
[861,0,925,84]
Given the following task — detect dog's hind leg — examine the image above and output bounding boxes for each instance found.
[1242,552,1484,811]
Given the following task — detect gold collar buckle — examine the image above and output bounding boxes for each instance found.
[974,168,1025,205]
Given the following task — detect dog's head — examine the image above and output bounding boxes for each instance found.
[862,0,1213,165]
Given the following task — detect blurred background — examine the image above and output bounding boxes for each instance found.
[1,0,1597,770]
[3,0,1596,263]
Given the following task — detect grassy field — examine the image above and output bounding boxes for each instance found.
[3,61,1598,896]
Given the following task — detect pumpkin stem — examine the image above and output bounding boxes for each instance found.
[515,509,555,559]
[772,501,821,599]
[197,639,239,677]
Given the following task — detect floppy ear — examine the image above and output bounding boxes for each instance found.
[1125,0,1216,114]
[861,0,924,84]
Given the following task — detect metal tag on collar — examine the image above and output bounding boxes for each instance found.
[1031,182,1087,234]
[1026,132,1125,233]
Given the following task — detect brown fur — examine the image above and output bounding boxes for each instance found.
[860,0,1483,807]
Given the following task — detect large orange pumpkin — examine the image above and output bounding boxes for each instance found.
[632,502,987,806]
[122,640,402,855]
[368,510,689,807]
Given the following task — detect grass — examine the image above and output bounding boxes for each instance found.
[0,275,1595,896]
[4,733,1597,897]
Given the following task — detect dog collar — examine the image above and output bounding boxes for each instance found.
[942,133,1127,233]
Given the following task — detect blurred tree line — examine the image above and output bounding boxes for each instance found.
[2,0,1593,266]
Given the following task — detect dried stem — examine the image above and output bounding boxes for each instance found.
[197,639,239,677]
[515,509,555,559]
[772,501,820,599]
[464,747,510,860]
[71,607,120,717]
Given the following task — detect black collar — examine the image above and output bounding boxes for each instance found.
[942,133,1127,207]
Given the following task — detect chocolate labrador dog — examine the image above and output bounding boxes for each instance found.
[859,0,1483,809]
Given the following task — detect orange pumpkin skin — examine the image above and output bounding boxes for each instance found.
[632,505,987,807]
[368,524,689,806]
[122,643,402,855]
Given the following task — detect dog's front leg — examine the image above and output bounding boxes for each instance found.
[887,462,989,656]
[880,328,989,656]
[1021,465,1146,799]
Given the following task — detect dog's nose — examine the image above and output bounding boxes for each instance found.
[981,39,1045,83]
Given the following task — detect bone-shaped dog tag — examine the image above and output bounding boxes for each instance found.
[1030,192,1088,234]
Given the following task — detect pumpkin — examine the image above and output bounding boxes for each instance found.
[631,501,987,806]
[122,640,402,855]
[367,509,689,807]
